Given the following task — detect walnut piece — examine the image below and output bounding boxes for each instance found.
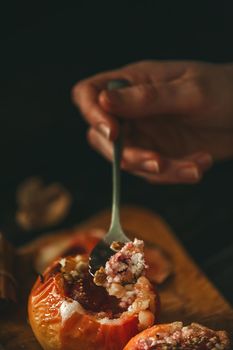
[110,241,125,252]
[93,267,107,286]
[16,177,72,231]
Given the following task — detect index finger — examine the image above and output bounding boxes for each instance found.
[72,71,132,140]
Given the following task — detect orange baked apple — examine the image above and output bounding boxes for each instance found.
[123,322,231,350]
[29,238,159,350]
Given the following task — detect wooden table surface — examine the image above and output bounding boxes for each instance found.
[0,206,233,349]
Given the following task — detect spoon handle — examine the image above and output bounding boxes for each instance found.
[109,131,122,232]
[106,80,130,242]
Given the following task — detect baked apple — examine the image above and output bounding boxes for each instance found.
[28,238,159,350]
[123,322,231,350]
[35,229,105,274]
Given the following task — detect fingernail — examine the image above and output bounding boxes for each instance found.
[97,123,111,140]
[141,160,160,173]
[177,166,199,180]
[196,154,213,166]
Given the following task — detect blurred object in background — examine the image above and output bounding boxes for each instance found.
[16,177,72,231]
[34,228,104,273]
[0,233,17,307]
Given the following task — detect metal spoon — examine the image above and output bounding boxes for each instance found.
[89,79,131,275]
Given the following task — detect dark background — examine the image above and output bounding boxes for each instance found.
[1,1,233,303]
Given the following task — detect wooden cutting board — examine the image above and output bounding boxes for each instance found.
[0,206,233,349]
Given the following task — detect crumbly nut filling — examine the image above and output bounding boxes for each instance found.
[59,239,156,329]
[93,239,156,329]
[60,255,88,283]
[105,239,147,284]
[136,322,230,350]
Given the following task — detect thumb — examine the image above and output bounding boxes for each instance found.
[99,80,203,118]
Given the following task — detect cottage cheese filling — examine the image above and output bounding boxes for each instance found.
[136,322,230,350]
[93,239,156,329]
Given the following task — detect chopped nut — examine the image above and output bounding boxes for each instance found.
[110,241,125,252]
[60,256,89,284]
[93,267,107,286]
[60,257,76,274]
[108,283,125,298]
[63,273,73,283]
[138,310,155,330]
[125,284,134,291]
[70,270,78,278]
[75,261,88,273]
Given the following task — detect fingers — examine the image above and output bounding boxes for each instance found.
[99,80,204,119]
[72,73,133,140]
[87,128,213,184]
[124,151,212,184]
[72,61,196,140]
[87,127,113,161]
[72,61,206,141]
[72,80,119,140]
[87,127,162,168]
[131,154,212,184]
[121,147,162,173]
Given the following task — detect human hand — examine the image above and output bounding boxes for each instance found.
[72,60,233,184]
